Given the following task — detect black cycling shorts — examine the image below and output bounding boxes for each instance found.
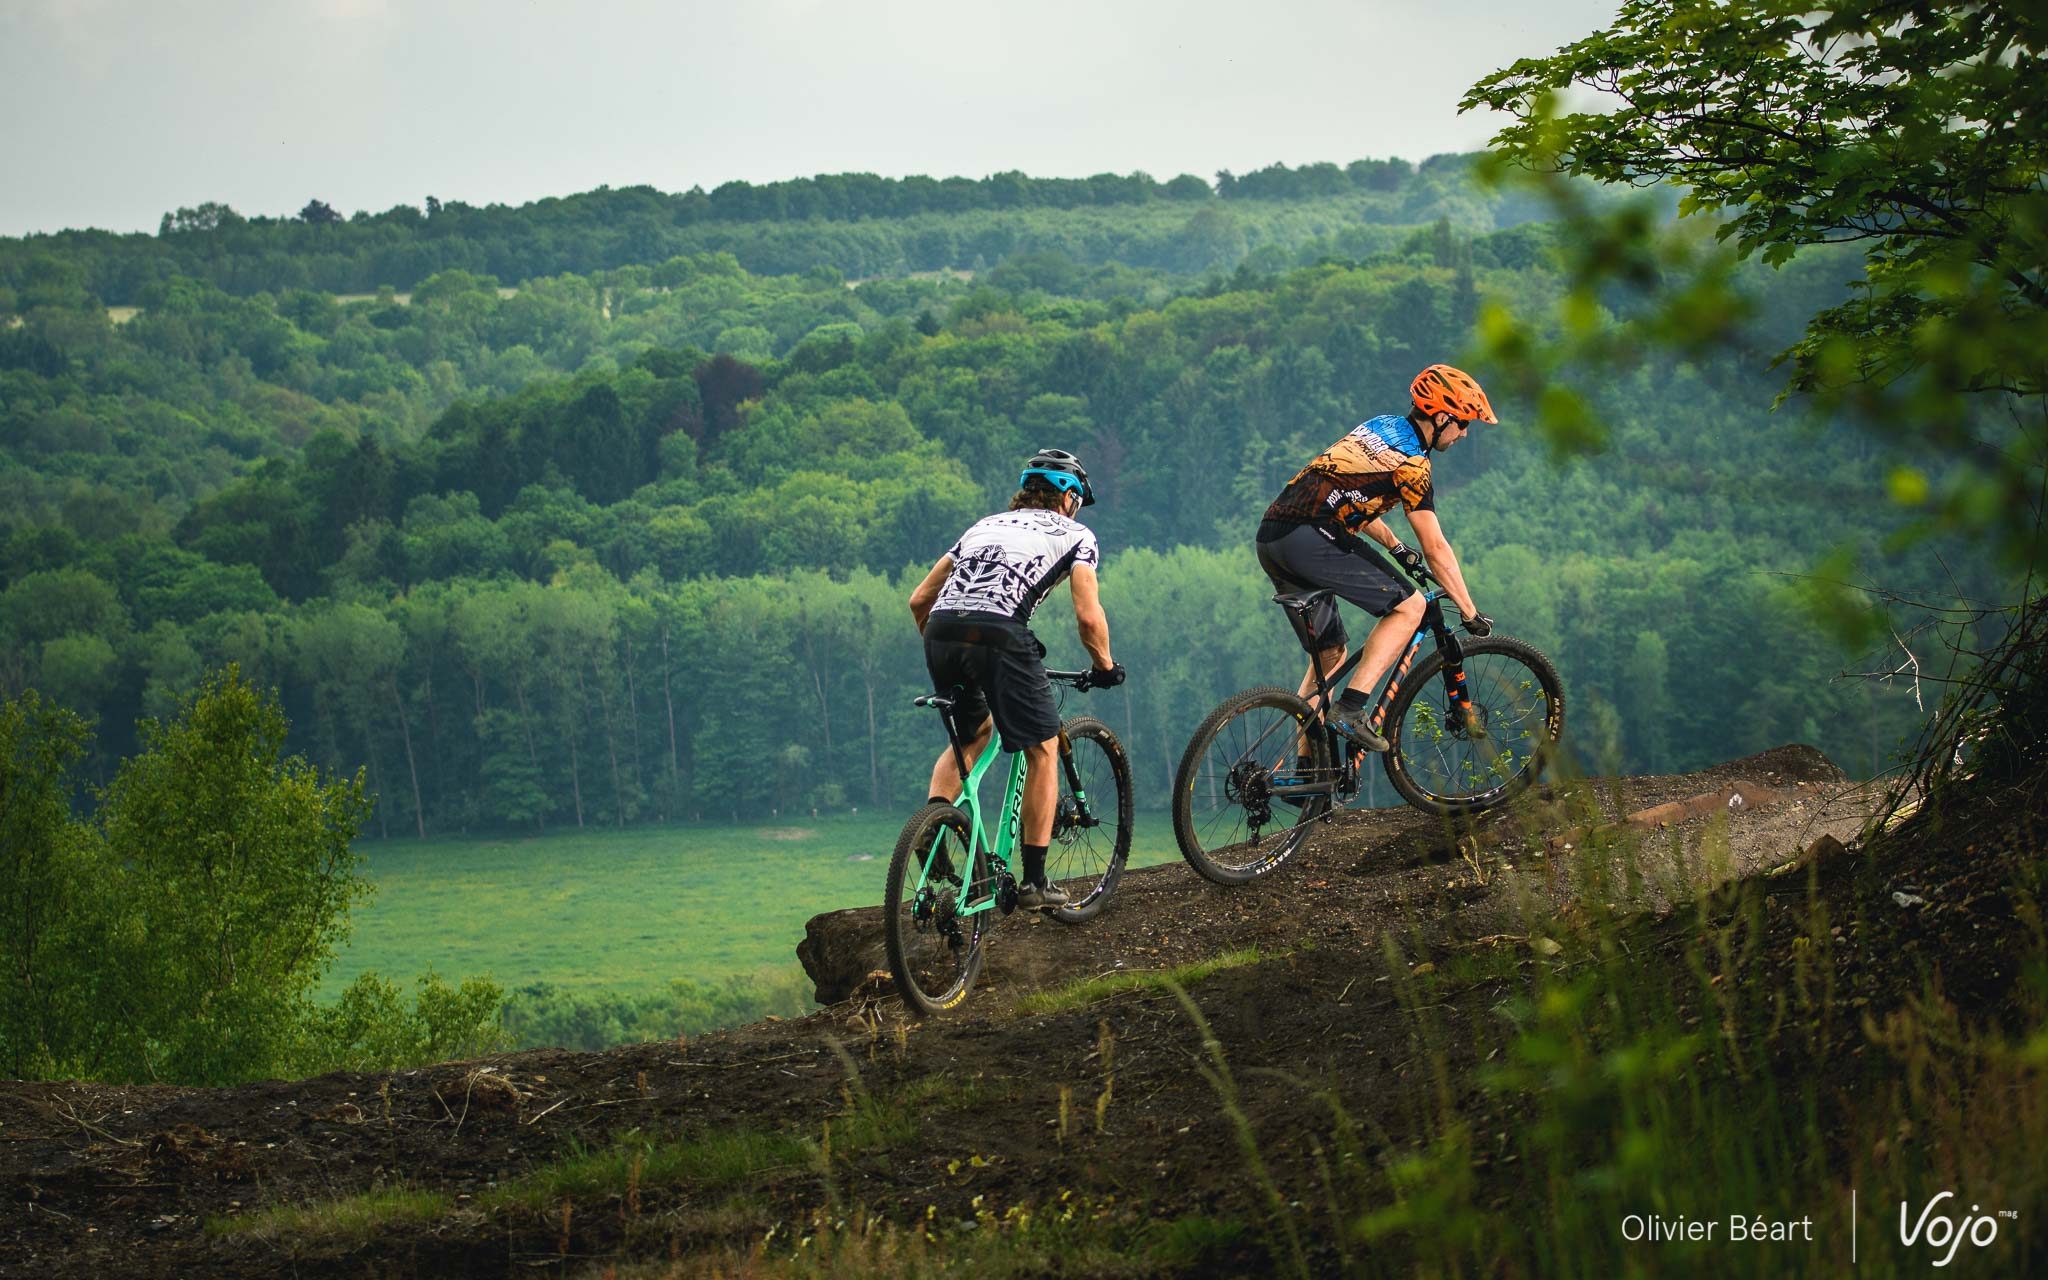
[923,612,1061,752]
[1255,520,1417,653]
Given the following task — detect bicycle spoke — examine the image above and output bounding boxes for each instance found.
[886,808,982,1013]
[1045,718,1132,921]
[1389,645,1557,808]
[1175,691,1326,881]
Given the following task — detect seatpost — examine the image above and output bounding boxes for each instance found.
[943,697,971,786]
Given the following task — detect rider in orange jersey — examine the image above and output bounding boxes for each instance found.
[1256,364,1497,754]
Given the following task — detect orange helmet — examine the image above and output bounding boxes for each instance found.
[1410,364,1498,424]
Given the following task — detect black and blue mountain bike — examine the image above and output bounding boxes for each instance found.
[1171,564,1565,885]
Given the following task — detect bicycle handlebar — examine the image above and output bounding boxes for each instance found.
[912,668,1120,713]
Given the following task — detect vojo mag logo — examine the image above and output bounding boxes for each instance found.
[1897,1192,2016,1267]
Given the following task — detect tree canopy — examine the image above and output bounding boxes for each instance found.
[1466,0,2046,569]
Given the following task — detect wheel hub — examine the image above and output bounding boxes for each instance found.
[1052,794,1094,843]
[913,885,967,949]
[1226,760,1275,829]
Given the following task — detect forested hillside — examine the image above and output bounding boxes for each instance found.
[0,154,1538,303]
[0,156,1972,840]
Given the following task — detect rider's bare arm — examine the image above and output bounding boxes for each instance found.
[1069,563,1114,670]
[907,555,954,632]
[1403,509,1479,619]
[1360,517,1402,551]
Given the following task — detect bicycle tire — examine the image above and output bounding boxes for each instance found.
[1383,635,1565,816]
[1172,686,1332,886]
[1047,714,1134,923]
[883,802,985,1016]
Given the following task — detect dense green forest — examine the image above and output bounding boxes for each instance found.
[0,154,1541,304]
[1,155,1977,851]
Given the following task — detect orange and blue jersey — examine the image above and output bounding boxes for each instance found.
[1261,415,1435,535]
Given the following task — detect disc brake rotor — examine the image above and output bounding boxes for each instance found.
[1450,702,1490,740]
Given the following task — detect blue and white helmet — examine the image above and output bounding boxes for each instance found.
[1019,447,1095,507]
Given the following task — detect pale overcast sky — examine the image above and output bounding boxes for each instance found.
[1,0,1621,236]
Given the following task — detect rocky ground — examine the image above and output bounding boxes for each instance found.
[7,745,2028,1278]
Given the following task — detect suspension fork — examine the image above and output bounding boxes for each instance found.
[1431,605,1473,714]
[1055,727,1093,824]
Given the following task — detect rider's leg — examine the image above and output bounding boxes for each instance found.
[1345,591,1426,697]
[1017,735,1059,846]
[926,715,993,802]
[1296,643,1348,708]
[1323,592,1424,753]
[1293,643,1347,762]
[1014,735,1069,906]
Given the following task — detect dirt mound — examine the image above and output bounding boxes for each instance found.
[1,746,1910,1278]
[798,745,1871,1004]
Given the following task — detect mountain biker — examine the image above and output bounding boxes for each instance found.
[1257,364,1495,755]
[908,448,1125,909]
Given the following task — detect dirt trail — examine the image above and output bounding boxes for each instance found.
[800,743,1870,1009]
[0,747,1893,1278]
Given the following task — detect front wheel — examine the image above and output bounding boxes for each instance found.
[1383,636,1565,816]
[883,802,985,1016]
[1047,715,1133,923]
[1172,687,1332,885]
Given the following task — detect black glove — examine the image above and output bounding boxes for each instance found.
[1085,662,1127,689]
[1463,613,1494,638]
[1388,541,1429,579]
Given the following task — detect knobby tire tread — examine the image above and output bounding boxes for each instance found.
[1172,686,1329,886]
[1382,635,1566,817]
[1050,714,1134,924]
[883,802,984,1016]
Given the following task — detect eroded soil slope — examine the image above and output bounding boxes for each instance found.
[5,747,1958,1278]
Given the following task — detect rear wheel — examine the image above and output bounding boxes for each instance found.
[1047,715,1133,923]
[1383,636,1565,816]
[1172,687,1332,885]
[883,803,985,1015]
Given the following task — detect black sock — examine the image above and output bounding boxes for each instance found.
[928,794,950,806]
[1022,842,1049,886]
[1338,687,1370,712]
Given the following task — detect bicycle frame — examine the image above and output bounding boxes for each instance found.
[909,670,1100,916]
[1265,585,1474,798]
[912,720,1028,921]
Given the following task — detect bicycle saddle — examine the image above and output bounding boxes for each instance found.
[1272,589,1340,613]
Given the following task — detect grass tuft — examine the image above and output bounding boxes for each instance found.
[600,1193,1195,1277]
[1017,947,1269,1014]
[205,1183,452,1242]
[478,1127,817,1212]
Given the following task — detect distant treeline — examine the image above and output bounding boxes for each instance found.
[1,234,1963,822]
[0,155,1554,303]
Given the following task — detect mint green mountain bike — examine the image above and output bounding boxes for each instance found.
[884,670,1132,1015]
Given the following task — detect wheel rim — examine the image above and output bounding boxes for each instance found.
[1048,730,1126,909]
[1392,651,1555,805]
[892,815,977,1006]
[1183,701,1326,875]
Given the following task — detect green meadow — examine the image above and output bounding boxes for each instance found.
[321,813,1183,1006]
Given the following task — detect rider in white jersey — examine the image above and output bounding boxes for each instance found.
[908,449,1125,908]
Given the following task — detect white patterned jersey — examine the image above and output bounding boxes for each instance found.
[931,510,1101,623]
